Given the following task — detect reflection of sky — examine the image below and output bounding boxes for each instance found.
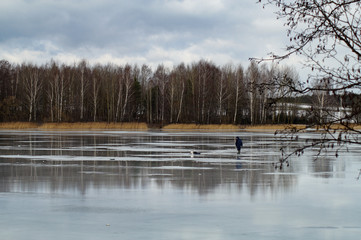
[0,130,361,239]
[0,130,360,194]
[3,175,360,240]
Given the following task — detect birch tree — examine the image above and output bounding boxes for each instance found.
[233,65,244,124]
[120,64,134,122]
[77,60,90,121]
[21,64,42,122]
[246,61,259,125]
[140,64,153,123]
[91,65,102,122]
[153,65,169,124]
[115,65,124,122]
[174,63,187,123]
[218,64,232,123]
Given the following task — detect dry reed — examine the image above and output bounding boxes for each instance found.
[243,124,307,131]
[39,122,149,130]
[162,123,241,130]
[2,122,358,132]
[0,122,148,130]
[314,124,361,131]
[0,122,39,129]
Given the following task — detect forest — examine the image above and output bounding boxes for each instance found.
[0,59,356,125]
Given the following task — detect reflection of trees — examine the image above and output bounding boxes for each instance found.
[0,160,299,196]
[0,131,347,196]
[309,156,346,179]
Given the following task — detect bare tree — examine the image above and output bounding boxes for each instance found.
[270,65,300,124]
[120,64,134,122]
[47,67,55,122]
[140,64,153,123]
[103,64,117,122]
[115,65,124,122]
[91,65,102,122]
[0,60,13,100]
[130,65,142,121]
[167,63,188,123]
[77,60,90,121]
[193,60,218,123]
[168,69,176,123]
[153,65,169,124]
[218,64,232,123]
[0,60,20,121]
[256,0,361,162]
[47,62,67,122]
[21,64,43,122]
[175,64,187,123]
[246,61,260,125]
[233,65,244,124]
[1,59,310,125]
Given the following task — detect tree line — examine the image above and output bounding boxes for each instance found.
[0,58,353,125]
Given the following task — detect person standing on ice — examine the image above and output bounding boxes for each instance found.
[235,137,243,154]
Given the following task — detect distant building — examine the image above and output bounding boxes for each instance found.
[272,102,354,123]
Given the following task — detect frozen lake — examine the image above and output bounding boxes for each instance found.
[0,130,361,240]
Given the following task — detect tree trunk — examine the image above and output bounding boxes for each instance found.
[176,81,184,123]
[80,68,84,121]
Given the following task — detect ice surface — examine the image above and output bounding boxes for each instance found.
[1,130,361,240]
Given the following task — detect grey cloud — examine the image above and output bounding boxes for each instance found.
[0,0,289,67]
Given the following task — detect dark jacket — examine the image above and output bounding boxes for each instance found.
[235,137,243,150]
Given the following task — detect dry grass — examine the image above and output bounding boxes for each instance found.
[315,124,361,131]
[39,122,149,130]
[243,124,307,131]
[2,122,359,132]
[0,122,148,130]
[0,122,39,129]
[162,123,241,130]
[163,124,310,132]
[348,124,361,130]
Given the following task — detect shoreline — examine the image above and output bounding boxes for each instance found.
[1,122,359,132]
[0,122,307,131]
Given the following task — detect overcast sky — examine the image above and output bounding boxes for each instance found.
[0,0,303,72]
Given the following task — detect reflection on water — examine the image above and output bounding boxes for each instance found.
[0,130,357,195]
[0,130,303,195]
[0,160,300,196]
[0,130,361,240]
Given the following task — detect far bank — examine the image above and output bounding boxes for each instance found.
[0,122,310,131]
